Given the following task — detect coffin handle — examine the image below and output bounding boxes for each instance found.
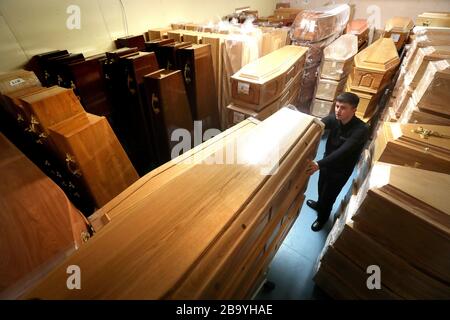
[151,93,160,114]
[184,63,192,84]
[65,153,82,177]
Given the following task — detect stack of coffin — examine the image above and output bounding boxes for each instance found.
[373,122,450,175]
[290,4,350,113]
[416,12,450,28]
[346,38,400,121]
[398,60,450,126]
[383,17,414,51]
[17,85,139,211]
[346,19,369,50]
[226,45,308,128]
[315,162,450,299]
[115,35,146,51]
[27,50,113,121]
[23,108,324,300]
[0,133,90,299]
[311,34,358,117]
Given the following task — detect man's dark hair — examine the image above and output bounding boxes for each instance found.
[336,92,360,108]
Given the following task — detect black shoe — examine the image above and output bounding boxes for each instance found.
[306,199,319,211]
[311,219,326,232]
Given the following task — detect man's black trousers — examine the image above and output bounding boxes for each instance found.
[317,168,352,223]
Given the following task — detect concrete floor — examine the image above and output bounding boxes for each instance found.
[255,135,356,300]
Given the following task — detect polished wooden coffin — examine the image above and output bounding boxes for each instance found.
[19,86,85,146]
[321,34,358,81]
[0,133,89,299]
[115,35,146,51]
[351,163,450,285]
[290,4,350,42]
[48,112,138,208]
[374,122,450,174]
[345,75,384,119]
[412,59,450,119]
[416,12,450,28]
[156,41,192,70]
[143,69,193,163]
[346,19,369,49]
[231,45,307,111]
[350,38,400,94]
[383,17,414,51]
[399,98,450,126]
[26,50,69,86]
[24,108,324,300]
[45,53,85,87]
[148,28,171,40]
[176,44,220,131]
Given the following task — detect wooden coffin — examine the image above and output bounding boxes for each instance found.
[26,50,69,86]
[351,38,400,94]
[148,28,171,41]
[291,4,350,42]
[374,122,450,174]
[315,77,347,101]
[48,112,138,208]
[24,108,324,300]
[0,133,89,299]
[311,98,334,118]
[345,75,385,119]
[0,70,41,107]
[62,54,112,119]
[321,34,358,80]
[322,222,450,299]
[315,246,401,299]
[412,59,450,119]
[231,45,307,111]
[46,53,85,87]
[404,45,450,89]
[383,17,414,51]
[416,12,450,28]
[351,162,450,285]
[399,98,450,126]
[346,19,369,49]
[19,86,85,147]
[143,69,193,163]
[167,30,184,42]
[176,44,219,132]
[181,31,203,44]
[115,35,145,51]
[156,41,192,70]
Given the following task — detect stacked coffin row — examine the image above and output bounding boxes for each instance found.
[382,17,414,52]
[386,27,450,126]
[289,4,350,113]
[0,71,139,215]
[23,108,324,300]
[226,45,308,128]
[311,34,358,118]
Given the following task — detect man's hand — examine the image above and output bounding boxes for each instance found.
[306,160,319,175]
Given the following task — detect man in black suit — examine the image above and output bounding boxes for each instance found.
[306,92,369,232]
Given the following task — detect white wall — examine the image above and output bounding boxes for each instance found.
[0,0,276,72]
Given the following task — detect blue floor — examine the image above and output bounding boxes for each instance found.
[255,135,357,300]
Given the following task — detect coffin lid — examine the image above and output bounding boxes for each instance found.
[369,162,450,216]
[233,45,308,83]
[354,38,400,72]
[324,34,358,61]
[384,17,414,33]
[419,45,450,60]
[346,19,369,34]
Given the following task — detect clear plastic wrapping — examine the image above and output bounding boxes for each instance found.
[321,34,358,80]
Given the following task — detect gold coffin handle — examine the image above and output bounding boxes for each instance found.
[65,153,82,177]
[151,93,160,114]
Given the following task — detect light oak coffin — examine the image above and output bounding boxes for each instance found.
[374,122,450,175]
[48,113,139,208]
[0,133,89,299]
[24,108,324,299]
[351,163,450,285]
[0,70,41,107]
[350,38,400,94]
[399,98,450,126]
[383,17,414,51]
[416,12,450,28]
[231,45,308,111]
